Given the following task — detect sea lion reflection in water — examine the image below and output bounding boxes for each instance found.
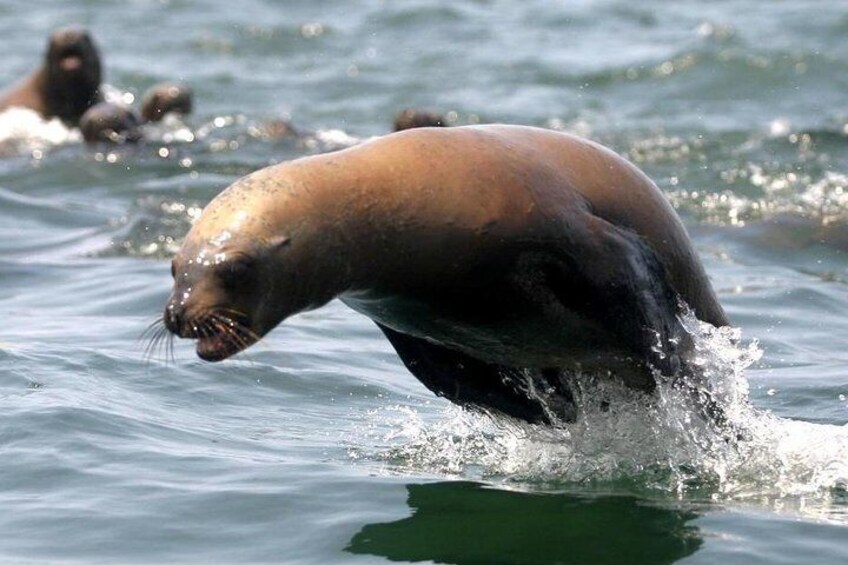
[162,125,728,424]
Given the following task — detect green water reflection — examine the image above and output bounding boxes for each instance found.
[347,481,702,564]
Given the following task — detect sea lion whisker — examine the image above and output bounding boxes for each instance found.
[209,314,252,352]
[149,324,176,366]
[196,317,216,340]
[138,317,165,343]
[209,317,242,352]
[166,332,176,365]
[215,307,257,331]
[141,324,162,358]
[155,327,173,365]
[142,335,158,364]
[213,312,261,343]
[216,307,249,318]
[143,324,170,365]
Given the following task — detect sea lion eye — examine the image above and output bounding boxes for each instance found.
[217,257,254,287]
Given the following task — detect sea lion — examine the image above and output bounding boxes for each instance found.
[140,82,192,122]
[255,118,301,141]
[393,108,446,131]
[0,27,102,126]
[79,102,142,144]
[161,125,728,424]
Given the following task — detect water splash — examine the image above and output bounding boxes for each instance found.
[0,107,80,158]
[351,311,848,515]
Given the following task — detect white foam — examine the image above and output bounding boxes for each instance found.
[0,107,80,156]
[301,128,363,152]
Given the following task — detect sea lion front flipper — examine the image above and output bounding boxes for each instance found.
[375,323,577,424]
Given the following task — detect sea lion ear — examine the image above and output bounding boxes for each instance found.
[267,235,291,250]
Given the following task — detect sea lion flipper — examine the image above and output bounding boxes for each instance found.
[375,323,577,424]
[546,217,735,427]
[549,215,690,381]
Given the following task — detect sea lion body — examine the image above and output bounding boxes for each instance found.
[164,125,727,423]
[0,27,102,126]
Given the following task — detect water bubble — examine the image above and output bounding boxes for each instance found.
[300,22,324,38]
[769,118,792,137]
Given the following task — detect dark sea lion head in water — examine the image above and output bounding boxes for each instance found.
[140,82,193,122]
[392,108,446,131]
[44,27,102,124]
[79,102,142,144]
[162,125,728,423]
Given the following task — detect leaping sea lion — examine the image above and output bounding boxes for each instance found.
[161,125,729,424]
[0,27,102,126]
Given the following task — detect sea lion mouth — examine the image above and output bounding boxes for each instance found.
[52,42,89,73]
[58,54,83,72]
[56,44,88,70]
[190,311,258,362]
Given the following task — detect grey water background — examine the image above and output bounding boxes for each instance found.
[2,0,848,563]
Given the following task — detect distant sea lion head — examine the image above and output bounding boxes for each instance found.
[79,102,142,144]
[44,27,102,124]
[392,108,446,131]
[140,82,193,122]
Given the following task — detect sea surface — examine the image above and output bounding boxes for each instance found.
[2,1,848,563]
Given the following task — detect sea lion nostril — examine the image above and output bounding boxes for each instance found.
[163,304,183,335]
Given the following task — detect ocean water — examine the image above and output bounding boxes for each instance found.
[2,0,848,563]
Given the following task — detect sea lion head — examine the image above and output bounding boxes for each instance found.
[140,82,193,122]
[79,102,142,144]
[392,108,446,131]
[44,27,102,124]
[163,171,340,361]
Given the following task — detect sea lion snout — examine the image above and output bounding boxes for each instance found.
[164,254,265,361]
[48,28,98,72]
[163,300,191,338]
[163,291,258,362]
